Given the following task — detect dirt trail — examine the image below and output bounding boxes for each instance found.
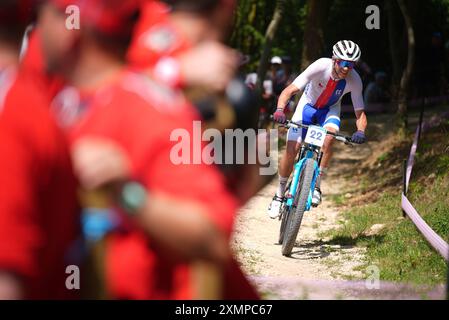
[231,114,448,299]
[231,135,378,299]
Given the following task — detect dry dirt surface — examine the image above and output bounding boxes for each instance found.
[231,129,446,300]
[232,139,368,299]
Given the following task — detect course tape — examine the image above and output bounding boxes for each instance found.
[402,116,449,262]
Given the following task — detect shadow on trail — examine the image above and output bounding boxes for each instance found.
[279,234,386,260]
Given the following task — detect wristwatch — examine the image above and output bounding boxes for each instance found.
[119,181,148,216]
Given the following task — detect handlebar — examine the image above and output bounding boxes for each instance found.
[269,115,354,146]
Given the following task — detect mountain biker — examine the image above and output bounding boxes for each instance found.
[268,40,368,219]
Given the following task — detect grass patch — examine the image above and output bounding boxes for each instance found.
[232,242,263,275]
[323,118,449,286]
[328,194,346,206]
[377,152,390,163]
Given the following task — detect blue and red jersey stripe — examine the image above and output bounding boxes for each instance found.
[314,78,346,109]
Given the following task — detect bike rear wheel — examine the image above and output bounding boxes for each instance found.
[281,158,315,256]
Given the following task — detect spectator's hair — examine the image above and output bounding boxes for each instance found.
[0,0,36,45]
[163,0,222,13]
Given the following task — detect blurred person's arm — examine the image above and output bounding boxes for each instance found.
[151,41,238,92]
[0,272,23,300]
[133,190,229,264]
[71,137,231,265]
[0,99,47,301]
[177,41,238,92]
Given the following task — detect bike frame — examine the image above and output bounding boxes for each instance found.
[272,116,352,216]
[285,145,321,212]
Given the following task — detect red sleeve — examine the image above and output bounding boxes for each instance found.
[0,85,44,279]
[19,29,65,99]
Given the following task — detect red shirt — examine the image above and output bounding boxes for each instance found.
[0,71,79,299]
[20,28,64,100]
[68,71,258,299]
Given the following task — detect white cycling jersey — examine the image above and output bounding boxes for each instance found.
[291,58,365,111]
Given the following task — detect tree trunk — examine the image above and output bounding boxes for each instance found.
[300,0,331,71]
[396,0,415,136]
[255,0,286,94]
[386,0,402,96]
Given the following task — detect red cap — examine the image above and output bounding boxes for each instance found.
[50,0,141,37]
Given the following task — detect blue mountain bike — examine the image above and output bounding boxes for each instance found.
[272,117,353,256]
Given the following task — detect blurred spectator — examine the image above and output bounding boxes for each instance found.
[258,56,283,119]
[280,56,296,87]
[355,58,373,85]
[278,56,297,114]
[0,1,79,300]
[269,56,283,96]
[128,0,238,92]
[364,71,390,104]
[38,0,258,299]
[244,71,258,90]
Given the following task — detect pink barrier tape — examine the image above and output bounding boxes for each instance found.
[405,125,420,193]
[402,115,449,261]
[402,194,449,261]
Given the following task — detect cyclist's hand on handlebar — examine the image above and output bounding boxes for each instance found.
[273,108,286,123]
[351,130,366,144]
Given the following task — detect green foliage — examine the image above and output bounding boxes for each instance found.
[230,0,306,72]
[324,181,448,285]
[329,194,346,206]
[231,0,449,82]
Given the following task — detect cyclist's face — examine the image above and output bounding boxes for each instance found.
[333,60,353,79]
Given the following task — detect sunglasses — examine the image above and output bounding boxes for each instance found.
[336,60,356,69]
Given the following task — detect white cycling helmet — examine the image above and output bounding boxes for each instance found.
[332,40,361,62]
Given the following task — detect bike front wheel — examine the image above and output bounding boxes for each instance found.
[281,158,315,256]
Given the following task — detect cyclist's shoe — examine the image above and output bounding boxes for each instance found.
[312,188,322,207]
[268,196,283,219]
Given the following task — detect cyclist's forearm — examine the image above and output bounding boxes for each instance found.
[277,85,300,110]
[355,110,368,132]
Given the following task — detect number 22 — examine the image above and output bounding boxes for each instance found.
[310,130,323,140]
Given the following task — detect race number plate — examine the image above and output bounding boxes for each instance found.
[304,125,326,147]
